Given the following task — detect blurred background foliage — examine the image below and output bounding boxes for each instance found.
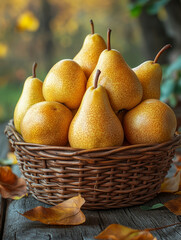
[0,0,181,123]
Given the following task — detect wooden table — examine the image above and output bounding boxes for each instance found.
[0,122,181,240]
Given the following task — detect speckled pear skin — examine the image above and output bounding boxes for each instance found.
[133,61,162,101]
[86,50,143,111]
[43,59,87,110]
[21,101,73,146]
[73,34,106,78]
[14,76,45,134]
[68,84,124,149]
[123,99,177,144]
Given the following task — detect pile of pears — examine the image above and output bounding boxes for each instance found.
[14,20,177,149]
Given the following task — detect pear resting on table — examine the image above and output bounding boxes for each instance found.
[13,20,177,148]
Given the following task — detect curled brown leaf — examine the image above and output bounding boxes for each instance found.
[0,166,27,199]
[95,224,156,240]
[19,194,86,225]
[164,197,181,215]
[161,171,181,193]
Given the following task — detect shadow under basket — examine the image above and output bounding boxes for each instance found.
[5,120,181,209]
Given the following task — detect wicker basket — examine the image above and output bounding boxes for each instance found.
[5,120,181,209]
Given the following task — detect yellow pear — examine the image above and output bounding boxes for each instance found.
[21,101,73,146]
[73,20,106,78]
[43,59,87,110]
[14,63,44,134]
[68,69,124,149]
[133,44,172,101]
[123,99,177,144]
[87,29,143,112]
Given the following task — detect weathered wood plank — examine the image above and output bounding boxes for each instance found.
[0,199,6,240]
[2,193,181,240]
[0,123,21,239]
[2,195,102,240]
[98,193,181,240]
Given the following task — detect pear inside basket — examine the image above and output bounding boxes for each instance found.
[6,20,181,209]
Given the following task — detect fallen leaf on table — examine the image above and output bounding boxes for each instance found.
[160,160,181,194]
[140,203,164,211]
[95,224,156,240]
[141,196,181,216]
[175,153,181,163]
[0,166,27,199]
[164,197,181,215]
[20,195,86,225]
[160,170,181,193]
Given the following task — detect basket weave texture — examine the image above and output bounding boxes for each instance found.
[5,120,181,209]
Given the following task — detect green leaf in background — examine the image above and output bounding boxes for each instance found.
[175,77,181,94]
[130,0,150,7]
[129,0,171,17]
[129,0,150,17]
[146,0,170,15]
[140,203,164,210]
[160,78,175,101]
[135,0,150,4]
[0,82,23,122]
[129,5,143,17]
[165,56,181,77]
[161,55,181,105]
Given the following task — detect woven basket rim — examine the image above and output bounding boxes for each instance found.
[5,119,181,153]
[4,119,181,209]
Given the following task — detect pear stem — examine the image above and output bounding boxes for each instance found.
[153,44,172,63]
[90,19,94,34]
[32,62,37,78]
[107,28,112,51]
[94,69,101,89]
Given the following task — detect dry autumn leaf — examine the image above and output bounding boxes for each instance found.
[160,170,181,193]
[175,153,181,163]
[164,197,181,215]
[141,196,181,216]
[0,166,27,199]
[160,160,181,194]
[19,195,86,225]
[95,224,156,240]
